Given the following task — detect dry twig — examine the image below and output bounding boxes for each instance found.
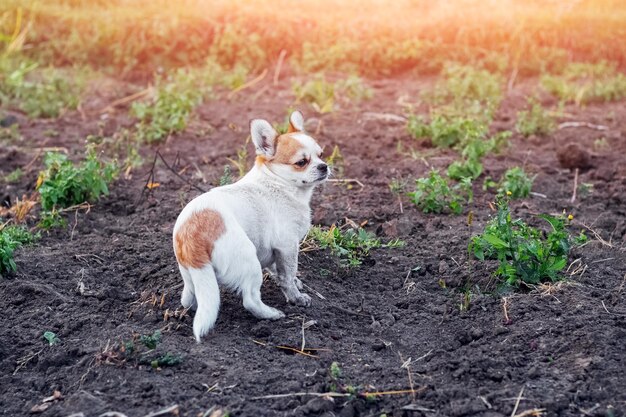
[510,386,525,417]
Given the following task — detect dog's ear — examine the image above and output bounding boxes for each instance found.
[287,110,305,133]
[250,119,278,156]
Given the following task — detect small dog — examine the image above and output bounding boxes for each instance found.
[173,111,328,341]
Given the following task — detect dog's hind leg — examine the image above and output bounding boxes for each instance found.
[189,265,220,342]
[179,265,197,310]
[240,261,286,320]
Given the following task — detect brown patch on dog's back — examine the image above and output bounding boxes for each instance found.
[272,134,305,165]
[175,209,225,269]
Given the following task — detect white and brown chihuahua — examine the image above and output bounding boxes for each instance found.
[173,111,328,342]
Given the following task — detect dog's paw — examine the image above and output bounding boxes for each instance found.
[266,307,286,320]
[294,277,303,290]
[291,292,312,307]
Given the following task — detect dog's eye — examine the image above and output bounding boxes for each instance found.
[294,158,308,167]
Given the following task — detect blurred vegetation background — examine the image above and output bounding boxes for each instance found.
[1,0,625,78]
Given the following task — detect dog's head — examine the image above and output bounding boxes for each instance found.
[250,111,329,186]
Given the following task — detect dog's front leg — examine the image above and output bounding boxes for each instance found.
[274,247,311,307]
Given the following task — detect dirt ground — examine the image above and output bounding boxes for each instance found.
[1,76,625,417]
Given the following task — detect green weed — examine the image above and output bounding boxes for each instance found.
[87,129,144,172]
[407,114,488,149]
[446,132,510,181]
[4,168,23,183]
[515,98,556,137]
[292,74,372,113]
[114,330,182,369]
[0,56,83,118]
[131,69,211,143]
[292,75,336,113]
[408,170,473,214]
[469,196,575,287]
[308,225,404,267]
[541,61,626,105]
[485,167,535,199]
[37,146,118,211]
[428,63,503,118]
[219,165,234,186]
[325,145,344,177]
[43,331,60,346]
[149,353,183,369]
[139,330,162,350]
[227,138,250,178]
[0,224,38,276]
[0,124,21,142]
[37,209,67,230]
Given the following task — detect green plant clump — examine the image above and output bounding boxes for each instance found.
[43,331,60,346]
[37,146,118,211]
[131,69,210,143]
[308,225,403,267]
[515,98,556,137]
[469,196,574,286]
[0,224,39,276]
[140,330,162,350]
[408,170,473,214]
[428,63,503,117]
[292,74,372,113]
[485,167,535,199]
[541,61,626,105]
[407,114,488,149]
[0,57,84,118]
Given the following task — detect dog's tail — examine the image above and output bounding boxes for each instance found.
[189,265,220,342]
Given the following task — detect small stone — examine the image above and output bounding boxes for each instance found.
[303,397,334,413]
[372,342,386,351]
[556,142,593,170]
[0,115,18,128]
[338,403,355,417]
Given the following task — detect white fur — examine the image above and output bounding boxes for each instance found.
[173,111,327,342]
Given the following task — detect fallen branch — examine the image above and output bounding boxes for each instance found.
[570,168,579,204]
[251,387,425,401]
[514,408,546,417]
[558,121,608,131]
[100,87,153,114]
[251,339,328,358]
[327,178,365,189]
[228,69,268,100]
[362,112,407,123]
[510,386,525,417]
[143,404,179,417]
[273,50,287,85]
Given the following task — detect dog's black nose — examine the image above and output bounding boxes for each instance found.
[317,163,328,173]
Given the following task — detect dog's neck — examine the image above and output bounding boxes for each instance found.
[243,164,316,205]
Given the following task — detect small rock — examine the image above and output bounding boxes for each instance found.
[556,142,593,170]
[338,403,355,417]
[303,397,334,413]
[438,260,449,274]
[0,115,18,128]
[371,342,386,351]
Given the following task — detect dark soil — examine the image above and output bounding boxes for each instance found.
[1,76,625,417]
